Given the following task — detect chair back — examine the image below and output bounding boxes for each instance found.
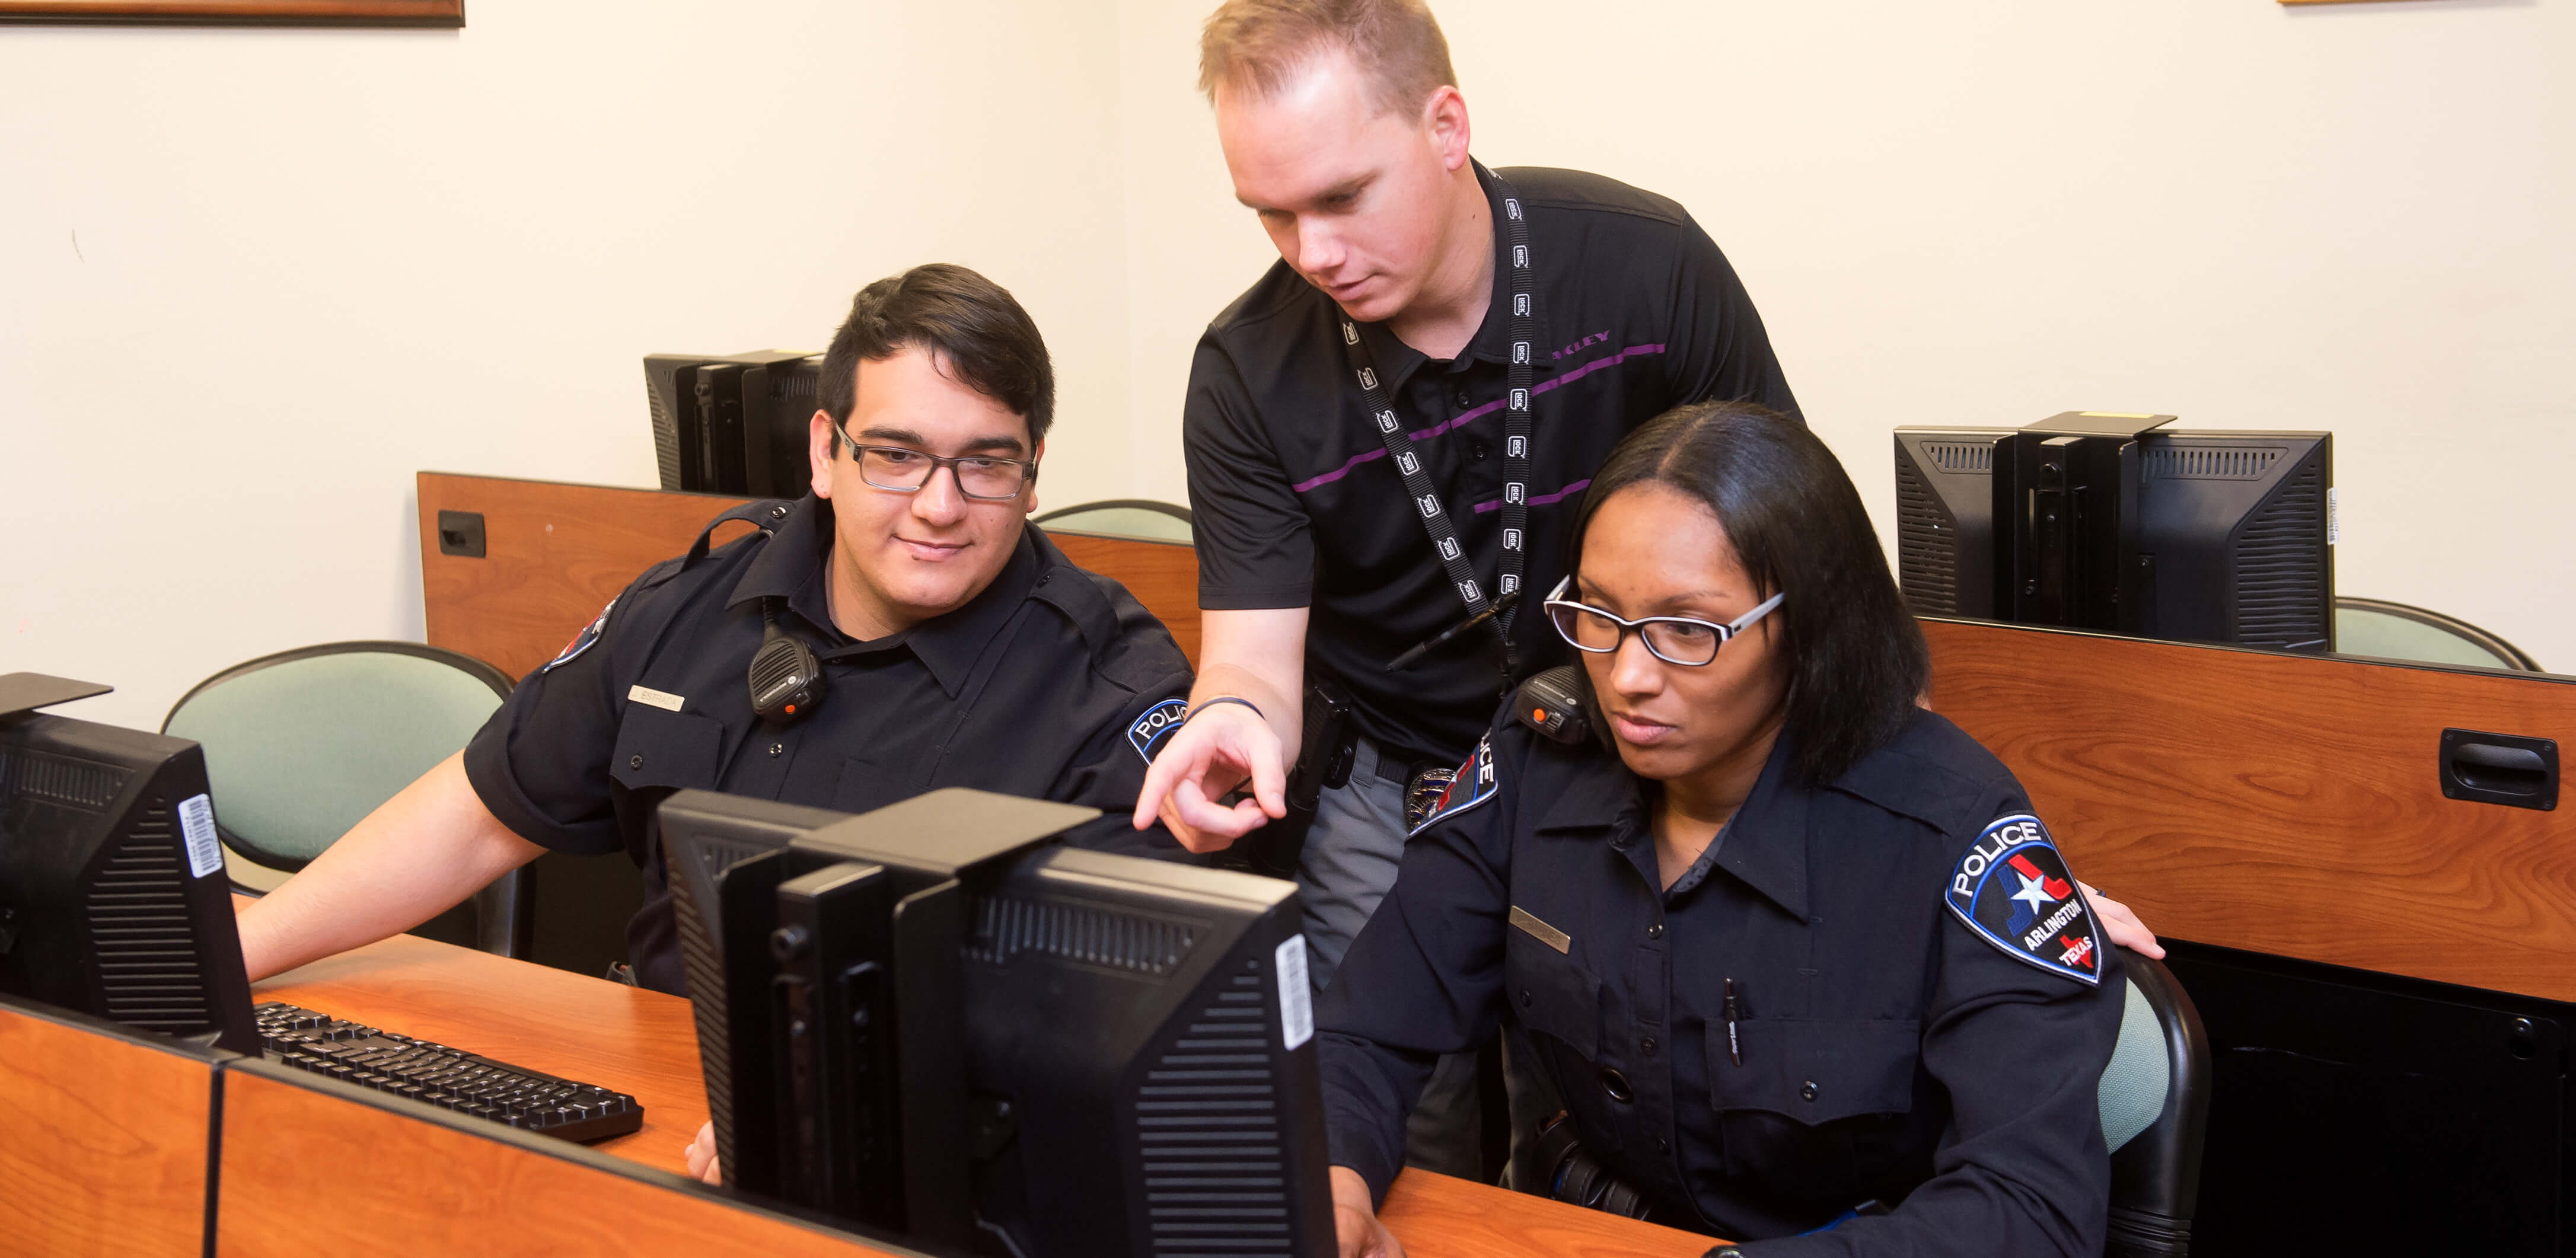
[2336,598,2540,671]
[2100,950,2211,1258]
[164,642,512,872]
[1033,499,1195,545]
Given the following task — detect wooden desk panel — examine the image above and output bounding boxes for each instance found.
[1924,618,2576,1001]
[218,1064,916,1258]
[254,924,709,1176]
[418,472,752,681]
[419,474,1205,677]
[0,996,222,1257]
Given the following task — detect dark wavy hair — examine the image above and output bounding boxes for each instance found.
[1563,402,1928,786]
[820,263,1055,447]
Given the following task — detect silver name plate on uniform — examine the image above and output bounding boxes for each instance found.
[1509,905,1570,954]
[627,685,686,712]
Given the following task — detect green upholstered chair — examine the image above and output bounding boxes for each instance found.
[2335,598,2541,672]
[162,641,530,959]
[2097,950,2211,1258]
[1033,499,1195,545]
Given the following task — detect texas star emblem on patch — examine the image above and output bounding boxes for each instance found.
[1946,815,2102,985]
[1407,735,1497,836]
[541,598,616,674]
[1127,698,1191,765]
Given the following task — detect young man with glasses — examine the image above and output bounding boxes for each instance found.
[238,263,1201,997]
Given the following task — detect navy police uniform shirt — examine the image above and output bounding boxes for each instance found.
[1314,709,2124,1254]
[1184,162,1798,760]
[461,494,1200,995]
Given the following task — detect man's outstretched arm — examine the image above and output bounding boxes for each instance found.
[235,751,546,981]
[1131,606,1309,852]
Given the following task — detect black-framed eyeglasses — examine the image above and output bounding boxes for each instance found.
[836,423,1036,502]
[1542,576,1786,667]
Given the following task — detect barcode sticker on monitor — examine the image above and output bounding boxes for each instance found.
[1275,934,1313,1051]
[178,793,221,879]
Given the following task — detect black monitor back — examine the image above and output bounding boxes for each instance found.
[1895,424,2333,650]
[0,711,258,1053]
[661,789,1334,1258]
[962,845,1328,1258]
[645,351,824,498]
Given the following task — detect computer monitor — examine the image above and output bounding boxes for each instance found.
[661,788,1334,1258]
[1895,414,2335,652]
[0,684,259,1053]
[645,351,825,498]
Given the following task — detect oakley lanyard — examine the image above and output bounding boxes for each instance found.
[1337,172,1543,677]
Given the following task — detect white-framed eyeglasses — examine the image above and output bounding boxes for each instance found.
[1541,576,1786,667]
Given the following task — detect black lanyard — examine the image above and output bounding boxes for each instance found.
[1337,173,1542,676]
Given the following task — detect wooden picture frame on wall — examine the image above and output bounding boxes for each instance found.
[0,0,460,24]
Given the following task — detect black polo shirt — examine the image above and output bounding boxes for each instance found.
[1184,163,1799,759]
[461,495,1199,994]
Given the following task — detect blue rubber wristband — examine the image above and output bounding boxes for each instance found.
[1185,695,1264,724]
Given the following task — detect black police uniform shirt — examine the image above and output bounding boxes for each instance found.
[461,495,1201,995]
[1184,162,1798,761]
[1314,710,2125,1254]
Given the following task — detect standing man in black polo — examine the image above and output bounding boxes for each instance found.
[241,263,1199,996]
[1132,0,1796,984]
[1131,0,2160,988]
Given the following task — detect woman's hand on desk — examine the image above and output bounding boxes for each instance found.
[2081,882,2165,960]
[1330,1167,1404,1258]
[685,1122,721,1186]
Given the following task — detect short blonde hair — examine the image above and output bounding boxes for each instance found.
[1198,0,1458,119]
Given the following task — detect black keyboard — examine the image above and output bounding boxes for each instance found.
[253,1001,644,1143]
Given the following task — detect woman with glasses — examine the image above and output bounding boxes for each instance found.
[1316,404,2126,1257]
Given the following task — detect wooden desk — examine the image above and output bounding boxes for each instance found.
[0,995,227,1257]
[1924,617,2576,1002]
[255,929,1716,1257]
[256,922,710,1176]
[218,1060,919,1258]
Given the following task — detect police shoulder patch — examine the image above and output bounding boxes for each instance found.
[1407,734,1498,838]
[1127,697,1191,765]
[1944,814,2102,985]
[541,598,616,673]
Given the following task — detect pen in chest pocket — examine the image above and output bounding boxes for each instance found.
[1723,977,1744,1067]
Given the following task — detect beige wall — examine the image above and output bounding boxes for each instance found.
[7,0,2569,732]
[2,1,1136,731]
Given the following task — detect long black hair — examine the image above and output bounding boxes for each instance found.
[1563,402,1928,786]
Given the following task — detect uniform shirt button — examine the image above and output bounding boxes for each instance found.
[1800,1080,1819,1102]
[1646,922,1664,939]
[628,754,643,770]
[1468,440,1491,461]
[768,742,786,758]
[1452,387,1472,410]
[1518,989,1534,1009]
[1640,1036,1658,1056]
[1656,1137,1671,1154]
[767,504,789,519]
[1598,1067,1634,1104]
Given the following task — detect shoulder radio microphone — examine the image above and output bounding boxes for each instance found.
[748,601,828,724]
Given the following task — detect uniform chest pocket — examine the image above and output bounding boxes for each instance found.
[1503,925,1603,1059]
[609,704,728,791]
[1707,1017,1920,1125]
